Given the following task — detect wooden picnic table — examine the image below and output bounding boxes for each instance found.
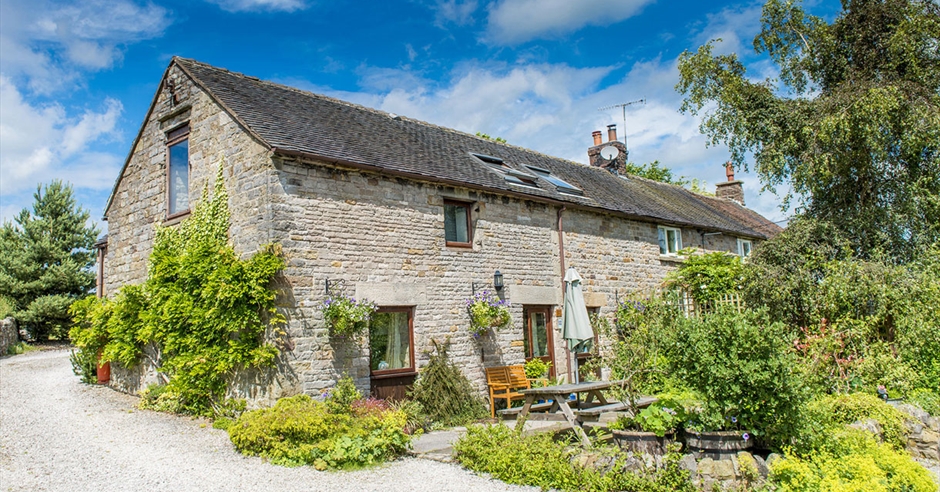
[516,380,627,447]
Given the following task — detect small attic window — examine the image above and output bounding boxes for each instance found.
[526,166,583,196]
[471,153,539,188]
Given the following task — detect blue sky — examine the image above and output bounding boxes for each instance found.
[0,0,839,229]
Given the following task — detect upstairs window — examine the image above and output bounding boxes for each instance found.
[737,238,753,258]
[167,124,190,217]
[444,200,472,247]
[471,153,539,188]
[526,166,583,196]
[658,226,682,255]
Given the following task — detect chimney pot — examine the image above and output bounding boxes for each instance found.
[607,124,617,142]
[725,162,735,181]
[592,131,602,146]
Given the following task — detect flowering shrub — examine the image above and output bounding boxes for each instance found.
[465,291,511,337]
[322,294,377,336]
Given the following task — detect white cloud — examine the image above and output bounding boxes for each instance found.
[0,0,170,92]
[484,0,654,45]
[0,76,123,222]
[205,0,307,13]
[690,3,764,56]
[433,0,479,26]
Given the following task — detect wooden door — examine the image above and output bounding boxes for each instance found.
[523,306,555,378]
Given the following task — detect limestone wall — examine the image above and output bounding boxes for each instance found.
[0,317,19,355]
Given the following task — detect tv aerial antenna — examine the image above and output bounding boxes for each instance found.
[598,98,646,152]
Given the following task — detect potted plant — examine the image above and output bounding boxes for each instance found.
[465,291,511,337]
[681,407,754,459]
[609,396,688,455]
[322,294,377,337]
[523,358,551,387]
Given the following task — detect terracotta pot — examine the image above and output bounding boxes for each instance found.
[611,430,675,455]
[96,350,110,384]
[683,430,753,459]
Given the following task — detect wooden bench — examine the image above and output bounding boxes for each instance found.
[485,365,546,418]
[497,401,554,418]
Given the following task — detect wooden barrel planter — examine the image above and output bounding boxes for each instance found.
[611,430,675,455]
[683,430,753,460]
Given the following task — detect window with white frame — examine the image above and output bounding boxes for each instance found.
[658,226,682,255]
[737,238,753,258]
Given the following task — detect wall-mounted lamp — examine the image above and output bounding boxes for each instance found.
[493,270,504,291]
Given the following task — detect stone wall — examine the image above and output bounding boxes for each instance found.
[103,64,762,407]
[0,317,19,355]
[104,64,279,393]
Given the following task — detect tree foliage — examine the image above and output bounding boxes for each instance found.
[0,181,98,340]
[69,166,286,416]
[677,0,940,261]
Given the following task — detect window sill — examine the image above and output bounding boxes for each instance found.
[370,370,418,380]
[445,240,473,248]
[164,211,191,226]
[658,254,686,264]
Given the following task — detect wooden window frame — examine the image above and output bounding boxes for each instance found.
[443,199,473,248]
[368,307,417,378]
[165,123,191,220]
[523,305,555,378]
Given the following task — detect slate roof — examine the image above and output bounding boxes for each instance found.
[146,58,781,239]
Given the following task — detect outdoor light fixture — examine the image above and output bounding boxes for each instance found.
[493,270,504,291]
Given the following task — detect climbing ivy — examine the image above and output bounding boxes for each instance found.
[71,163,285,416]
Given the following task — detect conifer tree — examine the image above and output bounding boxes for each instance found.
[0,181,98,340]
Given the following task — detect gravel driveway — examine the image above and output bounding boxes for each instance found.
[0,349,534,492]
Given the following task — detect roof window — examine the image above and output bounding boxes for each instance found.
[526,166,583,196]
[471,153,539,188]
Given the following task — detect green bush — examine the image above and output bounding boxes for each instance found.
[608,296,678,412]
[741,217,853,329]
[327,374,362,414]
[770,428,937,492]
[0,297,13,319]
[453,424,695,492]
[227,394,410,470]
[408,341,487,426]
[796,393,909,454]
[668,308,807,446]
[69,348,98,384]
[909,389,940,416]
[664,251,744,305]
[68,165,286,417]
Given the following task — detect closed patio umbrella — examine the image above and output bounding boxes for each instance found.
[562,267,593,383]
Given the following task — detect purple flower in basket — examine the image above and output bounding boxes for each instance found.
[731,416,737,424]
[742,433,750,441]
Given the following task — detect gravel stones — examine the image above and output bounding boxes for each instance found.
[0,349,533,492]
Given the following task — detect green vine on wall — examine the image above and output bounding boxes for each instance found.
[70,162,286,417]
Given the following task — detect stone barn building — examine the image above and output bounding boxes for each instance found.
[99,57,781,407]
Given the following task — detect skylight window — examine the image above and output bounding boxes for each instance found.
[526,166,583,196]
[471,153,539,188]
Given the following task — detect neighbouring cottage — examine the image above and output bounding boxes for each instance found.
[99,57,781,407]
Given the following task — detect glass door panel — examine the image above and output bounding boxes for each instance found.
[523,306,554,377]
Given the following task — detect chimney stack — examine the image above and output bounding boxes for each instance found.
[587,129,628,175]
[715,161,745,205]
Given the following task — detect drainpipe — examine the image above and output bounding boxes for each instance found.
[557,206,572,383]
